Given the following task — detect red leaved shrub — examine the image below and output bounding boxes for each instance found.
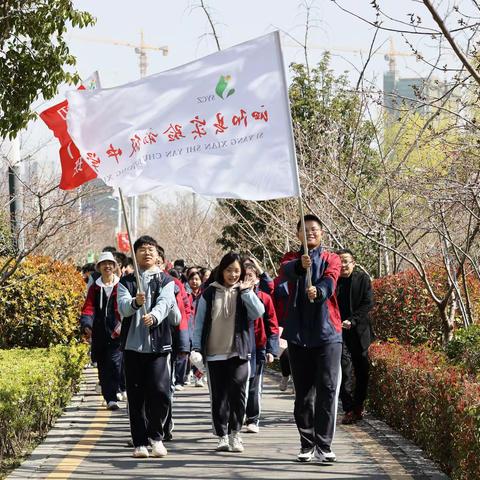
[369,342,480,479]
[371,265,480,347]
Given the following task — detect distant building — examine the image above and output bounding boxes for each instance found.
[80,178,118,230]
[383,61,431,116]
[383,61,448,118]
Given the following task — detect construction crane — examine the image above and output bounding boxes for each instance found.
[282,36,415,72]
[74,31,168,78]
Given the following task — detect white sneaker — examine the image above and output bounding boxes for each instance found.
[279,376,289,391]
[245,423,259,434]
[195,377,205,387]
[297,447,315,462]
[106,401,119,410]
[117,391,127,402]
[229,432,244,453]
[216,435,230,452]
[151,440,168,457]
[133,446,149,458]
[95,382,102,394]
[174,384,185,391]
[315,448,336,462]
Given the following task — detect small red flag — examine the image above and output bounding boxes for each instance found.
[40,96,97,190]
[117,232,130,253]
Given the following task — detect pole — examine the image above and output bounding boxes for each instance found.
[274,31,313,292]
[297,197,313,289]
[7,137,24,253]
[117,195,122,235]
[132,31,147,238]
[118,187,146,315]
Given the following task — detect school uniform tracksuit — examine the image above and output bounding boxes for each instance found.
[117,268,180,448]
[172,277,192,386]
[192,282,265,437]
[281,247,342,454]
[246,286,279,426]
[273,276,291,378]
[80,276,123,404]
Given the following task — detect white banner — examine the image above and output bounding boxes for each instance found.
[66,31,300,200]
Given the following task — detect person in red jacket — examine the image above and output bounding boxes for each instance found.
[243,262,279,433]
[157,250,189,442]
[187,270,205,387]
[280,214,342,464]
[80,251,123,411]
[273,275,292,392]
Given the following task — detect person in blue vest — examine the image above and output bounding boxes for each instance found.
[192,252,265,453]
[117,235,180,459]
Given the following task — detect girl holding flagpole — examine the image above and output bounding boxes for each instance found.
[191,252,264,453]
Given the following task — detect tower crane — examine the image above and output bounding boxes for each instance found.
[282,36,416,72]
[74,30,168,78]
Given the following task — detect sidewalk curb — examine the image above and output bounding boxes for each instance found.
[265,367,449,480]
[7,365,97,479]
[362,417,449,480]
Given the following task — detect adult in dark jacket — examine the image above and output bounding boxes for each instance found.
[336,249,374,424]
[280,214,342,464]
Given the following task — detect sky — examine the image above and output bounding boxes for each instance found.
[16,0,463,195]
[61,1,452,102]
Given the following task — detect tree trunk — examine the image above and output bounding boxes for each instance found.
[438,302,455,345]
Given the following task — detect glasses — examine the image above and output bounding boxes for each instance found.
[341,261,353,266]
[137,247,157,254]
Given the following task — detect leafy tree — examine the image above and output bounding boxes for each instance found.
[0,0,95,138]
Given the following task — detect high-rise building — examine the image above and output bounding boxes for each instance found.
[383,64,430,117]
[80,178,118,230]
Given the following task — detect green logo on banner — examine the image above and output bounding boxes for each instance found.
[215,75,235,99]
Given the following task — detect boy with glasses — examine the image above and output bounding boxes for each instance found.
[117,235,180,459]
[280,214,342,464]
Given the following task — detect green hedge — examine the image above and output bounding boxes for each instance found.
[368,342,480,480]
[446,324,480,375]
[0,256,85,348]
[0,343,89,464]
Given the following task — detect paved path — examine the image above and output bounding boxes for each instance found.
[8,367,448,479]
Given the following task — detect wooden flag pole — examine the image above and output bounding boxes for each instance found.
[297,195,313,291]
[118,187,146,315]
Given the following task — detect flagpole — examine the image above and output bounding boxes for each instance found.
[274,31,313,294]
[118,187,146,315]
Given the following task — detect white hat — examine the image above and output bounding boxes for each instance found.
[96,251,118,271]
